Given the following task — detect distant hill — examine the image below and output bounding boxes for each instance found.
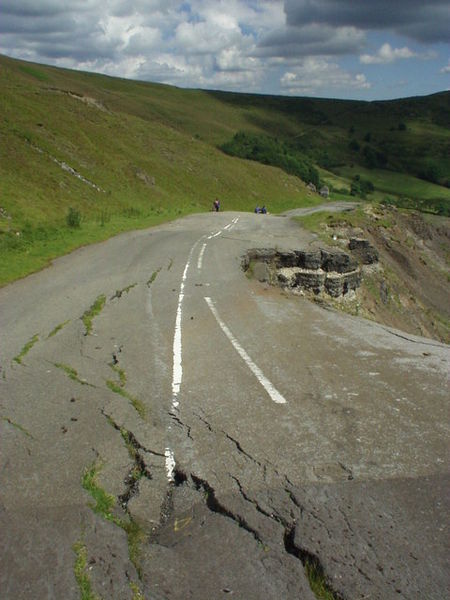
[0,54,449,284]
[210,89,450,210]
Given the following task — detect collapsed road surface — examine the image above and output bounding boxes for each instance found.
[0,208,448,600]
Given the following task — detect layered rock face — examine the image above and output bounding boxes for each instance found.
[243,246,372,297]
[348,238,379,265]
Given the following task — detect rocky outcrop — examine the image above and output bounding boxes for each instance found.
[348,237,379,264]
[243,247,367,298]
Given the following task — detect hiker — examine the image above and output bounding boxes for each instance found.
[261,205,267,214]
[254,206,261,213]
[213,198,220,212]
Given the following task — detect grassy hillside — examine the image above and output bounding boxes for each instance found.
[0,54,449,285]
[210,89,450,187]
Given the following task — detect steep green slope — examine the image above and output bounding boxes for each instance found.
[0,55,311,284]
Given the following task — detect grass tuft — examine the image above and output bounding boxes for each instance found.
[305,558,341,600]
[55,362,93,386]
[13,334,39,364]
[106,380,146,419]
[82,460,147,583]
[82,462,118,524]
[73,540,102,600]
[110,283,137,300]
[130,581,145,600]
[146,267,161,287]
[82,295,106,335]
[48,319,71,338]
[109,363,127,387]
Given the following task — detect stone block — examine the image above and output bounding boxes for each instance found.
[294,270,325,294]
[321,250,358,273]
[295,250,322,270]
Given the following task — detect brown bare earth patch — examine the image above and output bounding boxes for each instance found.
[323,207,450,343]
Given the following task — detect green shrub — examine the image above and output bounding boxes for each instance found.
[350,175,374,198]
[66,207,81,228]
[220,131,319,185]
[419,161,442,184]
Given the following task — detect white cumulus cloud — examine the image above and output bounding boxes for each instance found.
[360,43,416,64]
[440,60,450,73]
[280,57,371,95]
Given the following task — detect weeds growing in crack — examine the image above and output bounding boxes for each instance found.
[109,362,127,387]
[306,560,342,600]
[13,333,39,364]
[130,581,145,600]
[73,540,102,600]
[110,283,137,300]
[106,357,146,418]
[82,462,118,523]
[146,267,161,287]
[48,319,70,338]
[124,520,147,580]
[55,363,93,386]
[106,379,146,418]
[82,461,148,581]
[2,417,34,438]
[284,525,342,600]
[82,294,106,335]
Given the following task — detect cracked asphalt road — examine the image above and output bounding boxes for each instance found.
[1,207,449,599]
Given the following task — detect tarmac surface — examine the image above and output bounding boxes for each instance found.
[1,206,449,599]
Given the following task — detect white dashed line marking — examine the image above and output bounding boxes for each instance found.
[164,448,176,482]
[197,243,207,270]
[205,297,287,405]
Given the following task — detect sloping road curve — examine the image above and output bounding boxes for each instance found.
[0,208,448,599]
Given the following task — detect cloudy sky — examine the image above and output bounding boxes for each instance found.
[1,0,449,100]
